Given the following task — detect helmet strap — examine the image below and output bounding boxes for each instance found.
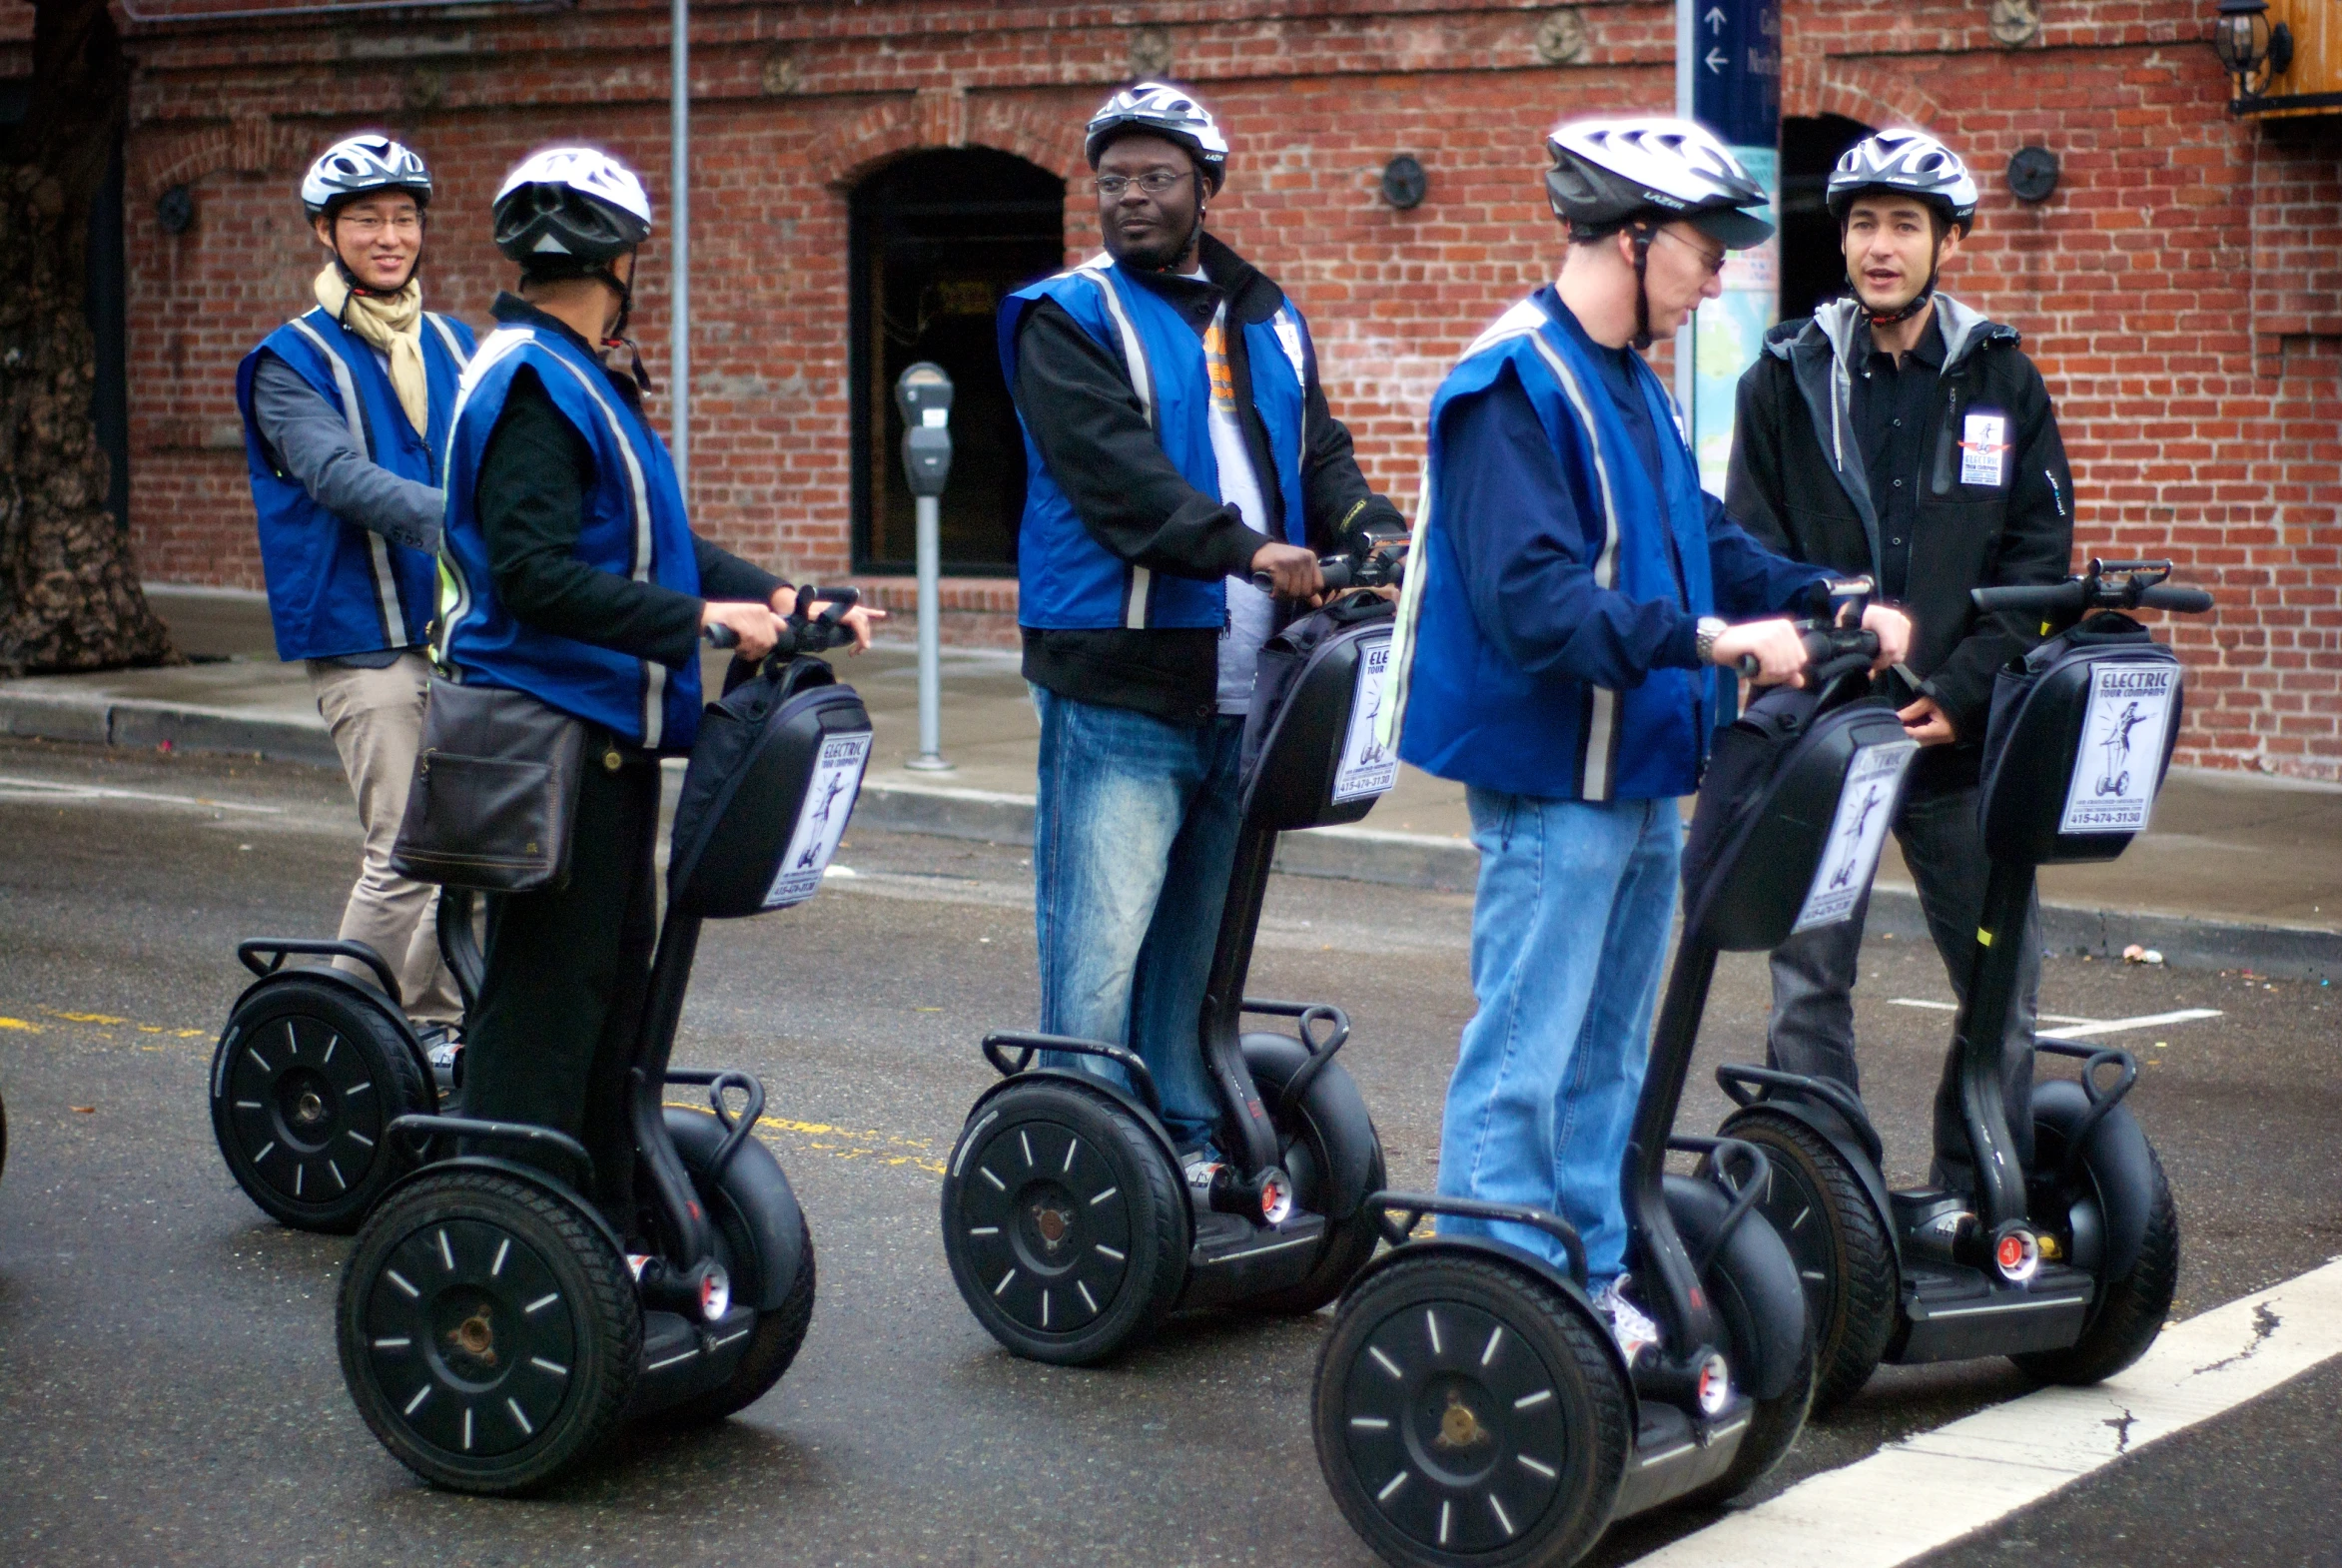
[593,258,654,392]
[1850,222,1943,328]
[1630,224,1656,352]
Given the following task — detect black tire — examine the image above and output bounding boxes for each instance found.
[1314,1251,1629,1568]
[1731,1113,1896,1414]
[941,1080,1187,1365]
[212,977,430,1233]
[1667,1176,1817,1508]
[339,1169,641,1494]
[2011,1131,2179,1387]
[649,1119,818,1428]
[1242,1044,1386,1318]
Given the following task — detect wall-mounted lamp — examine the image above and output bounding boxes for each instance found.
[2210,0,2294,108]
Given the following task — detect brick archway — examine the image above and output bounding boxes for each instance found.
[809,90,1086,192]
[1781,54,1946,132]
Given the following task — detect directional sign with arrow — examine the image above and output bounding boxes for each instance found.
[1690,0,1780,145]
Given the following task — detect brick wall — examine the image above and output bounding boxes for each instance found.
[90,0,2341,778]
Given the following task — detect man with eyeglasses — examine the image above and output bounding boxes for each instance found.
[235,134,475,1043]
[1384,116,1910,1361]
[998,81,1407,1182]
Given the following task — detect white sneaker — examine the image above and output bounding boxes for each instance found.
[1593,1274,1661,1366]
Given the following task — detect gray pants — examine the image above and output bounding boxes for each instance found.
[1767,781,2038,1189]
[308,653,463,1026]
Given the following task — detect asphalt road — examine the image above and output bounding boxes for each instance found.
[0,735,2335,1566]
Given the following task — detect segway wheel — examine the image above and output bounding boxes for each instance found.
[1733,1113,1896,1414]
[339,1169,641,1494]
[2011,1129,2179,1387]
[211,977,429,1233]
[941,1080,1186,1365]
[1314,1252,1628,1568]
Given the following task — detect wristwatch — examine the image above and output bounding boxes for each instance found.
[1695,616,1727,665]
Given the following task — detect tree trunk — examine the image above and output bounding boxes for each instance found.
[0,0,175,675]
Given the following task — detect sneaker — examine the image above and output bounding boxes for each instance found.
[416,1023,463,1092]
[1593,1273,1661,1366]
[1178,1142,1226,1204]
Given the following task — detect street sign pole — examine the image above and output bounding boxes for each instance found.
[895,364,956,773]
[1680,0,1781,491]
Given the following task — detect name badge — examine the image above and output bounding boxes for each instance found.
[1959,410,2008,487]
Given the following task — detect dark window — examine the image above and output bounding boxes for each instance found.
[1777,114,1875,324]
[849,148,1066,575]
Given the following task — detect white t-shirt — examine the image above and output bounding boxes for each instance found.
[1196,289,1277,715]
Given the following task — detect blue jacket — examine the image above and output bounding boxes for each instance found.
[999,254,1308,629]
[436,324,704,751]
[1389,288,1824,802]
[236,306,474,661]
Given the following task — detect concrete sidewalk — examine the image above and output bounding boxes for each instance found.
[3,584,2335,977]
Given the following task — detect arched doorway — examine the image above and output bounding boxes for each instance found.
[1777,114,1874,323]
[849,148,1066,575]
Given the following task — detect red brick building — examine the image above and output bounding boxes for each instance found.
[25,0,2340,778]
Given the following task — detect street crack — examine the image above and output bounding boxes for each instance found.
[2197,1301,2282,1373]
[2102,1406,2137,1453]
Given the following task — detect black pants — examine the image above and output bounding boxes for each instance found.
[461,749,663,1222]
[1765,780,2040,1190]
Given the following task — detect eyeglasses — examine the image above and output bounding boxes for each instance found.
[339,213,422,238]
[1656,225,1728,280]
[1093,171,1192,199]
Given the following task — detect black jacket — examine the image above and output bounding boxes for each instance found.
[1726,295,2074,785]
[1013,233,1406,723]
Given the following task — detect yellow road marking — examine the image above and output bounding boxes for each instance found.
[1,1006,208,1041]
[0,1017,39,1032]
[662,1100,946,1176]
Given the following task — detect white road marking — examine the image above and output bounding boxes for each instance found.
[1889,998,2222,1040]
[0,777,285,814]
[1631,1255,2342,1568]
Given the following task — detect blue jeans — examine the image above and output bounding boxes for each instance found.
[1031,686,1245,1149]
[1437,789,1682,1284]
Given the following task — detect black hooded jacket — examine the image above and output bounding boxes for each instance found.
[1726,294,2074,787]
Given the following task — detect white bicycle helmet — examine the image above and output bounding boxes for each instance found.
[492,147,653,267]
[301,134,431,219]
[1826,129,1978,234]
[1085,81,1229,192]
[1545,116,1773,250]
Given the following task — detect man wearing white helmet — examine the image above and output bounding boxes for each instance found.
[235,134,475,1038]
[1725,128,2073,1198]
[1385,116,1912,1358]
[433,147,879,1211]
[998,82,1409,1175]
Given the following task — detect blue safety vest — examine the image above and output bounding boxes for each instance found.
[999,255,1309,630]
[1387,294,1720,803]
[236,306,474,662]
[436,325,703,751]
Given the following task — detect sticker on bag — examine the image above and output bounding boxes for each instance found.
[1959,410,2009,487]
[763,729,874,909]
[2058,662,2176,835]
[1793,738,1920,933]
[1331,636,1398,803]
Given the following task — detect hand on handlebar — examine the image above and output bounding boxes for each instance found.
[702,600,789,661]
[1250,541,1324,603]
[770,586,887,653]
[1711,618,1809,688]
[1860,603,1913,672]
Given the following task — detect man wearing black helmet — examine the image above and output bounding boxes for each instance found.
[1387,116,1911,1360]
[436,147,878,1214]
[1726,128,2075,1191]
[236,134,475,1040]
[999,83,1408,1180]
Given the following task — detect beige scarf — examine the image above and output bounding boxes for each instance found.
[314,266,430,436]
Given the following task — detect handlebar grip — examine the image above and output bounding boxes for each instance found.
[2137,585,2213,613]
[1317,558,1354,592]
[701,622,740,650]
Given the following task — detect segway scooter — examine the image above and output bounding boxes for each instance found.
[940,550,1402,1363]
[1715,560,2208,1411]
[335,593,870,1493]
[1314,605,1900,1568]
[211,881,481,1233]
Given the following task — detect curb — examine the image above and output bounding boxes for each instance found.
[6,686,2332,981]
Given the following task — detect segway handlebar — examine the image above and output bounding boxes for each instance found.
[1367,1189,1590,1288]
[703,586,866,661]
[1734,625,1883,686]
[1249,540,1409,598]
[1970,558,2212,624]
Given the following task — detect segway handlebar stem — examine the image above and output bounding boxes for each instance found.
[1368,1189,1590,1288]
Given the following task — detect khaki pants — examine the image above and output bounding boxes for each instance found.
[308,652,463,1024]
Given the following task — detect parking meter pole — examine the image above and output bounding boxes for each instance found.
[895,363,957,773]
[910,493,949,771]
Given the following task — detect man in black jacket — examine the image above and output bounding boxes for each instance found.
[1000,83,1405,1173]
[1725,129,2074,1188]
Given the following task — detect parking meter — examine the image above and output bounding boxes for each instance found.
[896,363,954,497]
